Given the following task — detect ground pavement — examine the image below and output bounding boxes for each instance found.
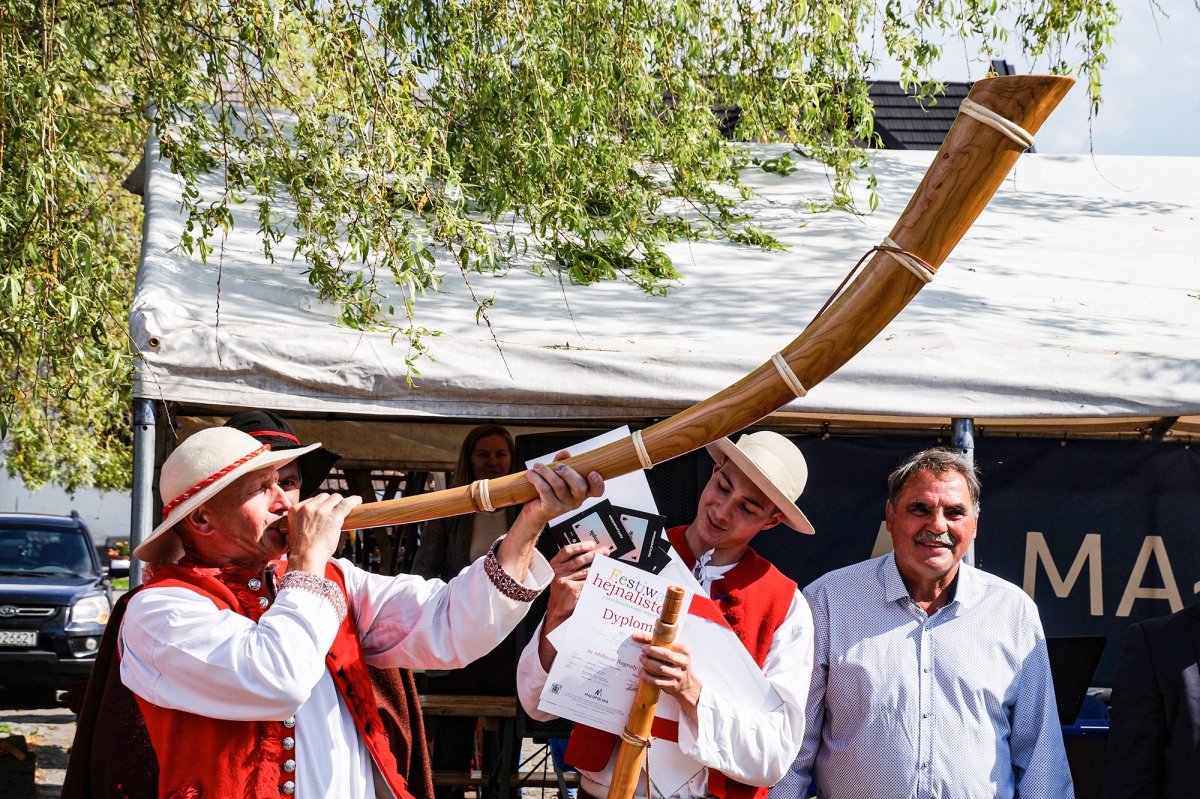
[0,694,73,798]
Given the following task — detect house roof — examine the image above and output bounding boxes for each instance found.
[868,61,1023,151]
[868,81,972,151]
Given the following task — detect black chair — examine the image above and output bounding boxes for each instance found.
[1047,636,1108,799]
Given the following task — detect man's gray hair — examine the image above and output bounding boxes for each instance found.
[887,448,981,514]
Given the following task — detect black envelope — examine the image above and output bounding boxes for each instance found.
[646,530,674,574]
[547,500,636,560]
[610,505,667,570]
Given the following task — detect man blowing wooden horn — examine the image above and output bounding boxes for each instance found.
[517,431,816,799]
[65,425,602,799]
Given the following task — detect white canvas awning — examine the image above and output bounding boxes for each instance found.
[131,139,1200,433]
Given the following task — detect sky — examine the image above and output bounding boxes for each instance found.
[870,0,1200,156]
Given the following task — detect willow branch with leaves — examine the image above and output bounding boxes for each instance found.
[1,0,1119,490]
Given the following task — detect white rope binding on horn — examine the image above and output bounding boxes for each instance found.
[881,236,935,284]
[771,352,808,398]
[632,429,654,470]
[472,479,495,512]
[957,97,1035,150]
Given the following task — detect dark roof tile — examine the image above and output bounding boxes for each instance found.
[868,80,973,150]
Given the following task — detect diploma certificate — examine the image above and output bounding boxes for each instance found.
[537,554,689,734]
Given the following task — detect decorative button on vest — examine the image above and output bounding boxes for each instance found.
[258,596,270,609]
[283,716,296,728]
[282,780,296,794]
[282,736,295,751]
[283,759,296,773]
[247,578,262,591]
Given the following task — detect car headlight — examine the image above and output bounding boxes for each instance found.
[70,594,111,626]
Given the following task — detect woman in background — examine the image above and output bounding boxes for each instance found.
[412,424,518,580]
[412,424,521,797]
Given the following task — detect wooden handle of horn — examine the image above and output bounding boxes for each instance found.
[276,74,1075,536]
[279,446,641,532]
[607,586,686,799]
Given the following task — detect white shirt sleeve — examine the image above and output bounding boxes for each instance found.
[516,618,560,721]
[676,591,815,787]
[342,551,553,670]
[119,584,342,720]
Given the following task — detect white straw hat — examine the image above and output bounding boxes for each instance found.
[135,427,319,563]
[705,431,815,534]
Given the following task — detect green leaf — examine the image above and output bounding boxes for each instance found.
[0,0,1116,491]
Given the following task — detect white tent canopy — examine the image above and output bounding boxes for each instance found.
[131,141,1200,429]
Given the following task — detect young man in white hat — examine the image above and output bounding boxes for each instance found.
[67,425,602,799]
[516,431,816,799]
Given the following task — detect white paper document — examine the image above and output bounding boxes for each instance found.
[537,548,783,729]
[528,425,659,527]
[541,544,702,652]
[534,427,785,798]
[538,553,688,733]
[538,548,785,798]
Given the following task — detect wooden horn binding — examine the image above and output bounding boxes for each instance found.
[297,74,1074,534]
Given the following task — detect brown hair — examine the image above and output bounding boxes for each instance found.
[451,424,516,488]
[886,448,981,515]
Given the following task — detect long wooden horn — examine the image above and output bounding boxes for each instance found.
[307,74,1074,532]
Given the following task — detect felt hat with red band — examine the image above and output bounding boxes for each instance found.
[134,427,320,563]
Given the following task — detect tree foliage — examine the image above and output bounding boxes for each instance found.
[2,0,1118,490]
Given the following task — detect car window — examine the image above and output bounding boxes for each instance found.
[0,529,96,577]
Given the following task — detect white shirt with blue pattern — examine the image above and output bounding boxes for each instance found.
[769,553,1073,799]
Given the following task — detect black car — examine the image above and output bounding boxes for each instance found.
[0,512,113,697]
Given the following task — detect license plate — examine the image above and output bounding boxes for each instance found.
[0,631,37,647]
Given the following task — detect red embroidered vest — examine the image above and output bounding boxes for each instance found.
[134,561,414,799]
[564,526,797,799]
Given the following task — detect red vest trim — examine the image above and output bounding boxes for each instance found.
[663,526,796,670]
[564,526,797,799]
[134,562,414,799]
[687,594,732,631]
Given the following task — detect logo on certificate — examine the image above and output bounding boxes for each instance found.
[583,687,609,704]
[550,683,562,695]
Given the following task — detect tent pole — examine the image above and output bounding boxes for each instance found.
[951,417,976,567]
[129,398,156,588]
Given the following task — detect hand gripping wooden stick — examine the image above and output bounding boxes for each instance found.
[278,74,1074,535]
[607,586,687,799]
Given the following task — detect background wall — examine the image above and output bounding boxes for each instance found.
[0,468,130,546]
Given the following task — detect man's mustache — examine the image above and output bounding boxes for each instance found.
[914,531,956,547]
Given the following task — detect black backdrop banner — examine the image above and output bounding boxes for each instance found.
[516,430,1200,685]
[741,437,1200,685]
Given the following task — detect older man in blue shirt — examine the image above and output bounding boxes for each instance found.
[771,448,1072,799]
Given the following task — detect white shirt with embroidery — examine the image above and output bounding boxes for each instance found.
[120,554,551,799]
[516,556,814,799]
